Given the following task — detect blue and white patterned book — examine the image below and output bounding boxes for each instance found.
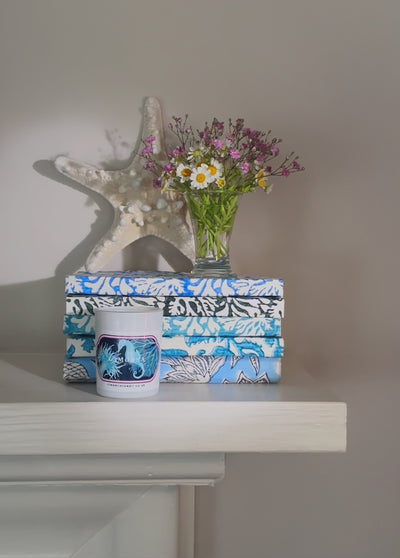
[161,355,281,383]
[66,271,284,297]
[66,335,284,358]
[66,336,96,357]
[66,294,284,318]
[63,314,282,338]
[63,356,282,384]
[161,335,284,357]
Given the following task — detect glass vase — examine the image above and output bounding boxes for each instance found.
[185,189,240,277]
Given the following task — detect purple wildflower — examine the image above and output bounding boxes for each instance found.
[240,161,250,174]
[245,128,261,140]
[168,146,184,158]
[212,119,224,132]
[141,145,153,156]
[152,178,162,189]
[256,141,268,154]
[282,169,291,177]
[202,130,211,146]
[213,139,224,149]
[164,163,173,173]
[144,160,155,171]
[144,135,155,144]
[229,149,241,160]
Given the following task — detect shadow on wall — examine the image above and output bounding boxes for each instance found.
[0,160,191,353]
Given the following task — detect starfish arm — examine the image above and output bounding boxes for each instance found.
[55,98,194,271]
[126,97,167,172]
[141,97,167,157]
[85,214,144,273]
[159,223,195,261]
[144,206,195,262]
[156,224,195,261]
[55,155,114,197]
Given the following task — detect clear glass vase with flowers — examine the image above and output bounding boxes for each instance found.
[141,115,304,277]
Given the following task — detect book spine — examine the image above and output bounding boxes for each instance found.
[66,273,284,297]
[63,356,282,384]
[66,295,284,318]
[66,335,284,358]
[161,336,284,358]
[63,315,282,338]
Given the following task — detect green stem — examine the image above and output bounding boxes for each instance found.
[186,191,240,260]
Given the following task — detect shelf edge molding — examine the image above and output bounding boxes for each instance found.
[0,400,346,455]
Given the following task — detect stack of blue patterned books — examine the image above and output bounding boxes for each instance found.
[63,271,284,384]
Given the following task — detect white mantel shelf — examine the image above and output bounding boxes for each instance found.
[0,353,346,557]
[0,353,346,456]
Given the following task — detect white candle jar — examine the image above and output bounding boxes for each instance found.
[95,307,163,399]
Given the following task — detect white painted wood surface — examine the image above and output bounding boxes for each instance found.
[0,353,346,558]
[0,353,346,455]
[0,484,179,558]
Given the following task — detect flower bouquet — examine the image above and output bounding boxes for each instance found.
[141,115,304,276]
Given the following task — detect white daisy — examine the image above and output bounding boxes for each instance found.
[190,164,212,190]
[176,163,192,181]
[187,147,204,162]
[207,158,223,182]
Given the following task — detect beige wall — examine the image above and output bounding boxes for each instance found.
[1,0,399,556]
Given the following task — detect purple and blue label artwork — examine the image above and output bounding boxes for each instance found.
[96,335,160,383]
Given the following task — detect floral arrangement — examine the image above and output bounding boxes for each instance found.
[140,115,304,274]
[141,115,303,193]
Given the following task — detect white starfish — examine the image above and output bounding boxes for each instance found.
[55,97,194,272]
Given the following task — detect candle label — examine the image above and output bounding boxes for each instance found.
[96,335,160,383]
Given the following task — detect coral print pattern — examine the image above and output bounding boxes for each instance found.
[63,355,282,384]
[66,294,284,319]
[65,271,284,297]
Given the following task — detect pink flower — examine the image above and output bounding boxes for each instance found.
[213,139,224,149]
[201,130,211,146]
[141,145,153,156]
[164,163,173,173]
[144,160,155,171]
[152,178,161,189]
[168,146,184,158]
[145,135,156,144]
[292,160,301,171]
[282,169,290,177]
[212,119,224,132]
[270,146,279,155]
[229,149,240,160]
[239,161,250,174]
